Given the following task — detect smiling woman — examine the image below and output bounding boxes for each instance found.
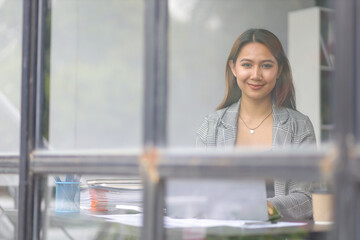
[196,29,316,220]
[220,29,296,111]
[229,42,278,104]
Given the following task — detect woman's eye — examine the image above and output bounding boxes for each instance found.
[241,63,251,67]
[262,64,273,68]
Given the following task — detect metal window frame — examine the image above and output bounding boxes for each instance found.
[0,0,356,239]
[332,0,360,240]
[0,155,19,174]
[18,0,39,239]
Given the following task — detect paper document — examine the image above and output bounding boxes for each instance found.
[88,213,307,229]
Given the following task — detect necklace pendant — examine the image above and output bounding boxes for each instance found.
[250,129,255,134]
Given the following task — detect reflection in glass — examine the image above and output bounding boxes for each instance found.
[167,1,335,232]
[48,0,143,150]
[168,0,316,147]
[0,0,22,152]
[0,174,19,240]
[45,175,142,240]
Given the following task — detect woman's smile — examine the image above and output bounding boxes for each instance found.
[247,82,264,90]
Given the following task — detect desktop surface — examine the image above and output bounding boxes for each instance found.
[3,208,330,240]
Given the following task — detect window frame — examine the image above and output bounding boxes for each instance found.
[0,0,356,240]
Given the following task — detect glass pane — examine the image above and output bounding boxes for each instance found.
[0,174,18,240]
[48,0,143,150]
[45,174,142,240]
[167,0,334,238]
[168,0,334,147]
[0,0,22,153]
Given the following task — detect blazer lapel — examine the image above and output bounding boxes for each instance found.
[271,103,290,194]
[272,103,290,149]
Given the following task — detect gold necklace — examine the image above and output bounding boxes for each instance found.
[238,110,273,134]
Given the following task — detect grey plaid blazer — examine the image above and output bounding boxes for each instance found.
[196,99,316,219]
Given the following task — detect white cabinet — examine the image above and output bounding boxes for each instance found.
[288,7,334,142]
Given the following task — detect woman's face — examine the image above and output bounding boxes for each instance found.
[229,42,280,102]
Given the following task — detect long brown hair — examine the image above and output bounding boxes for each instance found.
[217,28,296,110]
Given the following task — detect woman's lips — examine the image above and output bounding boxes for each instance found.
[248,83,264,90]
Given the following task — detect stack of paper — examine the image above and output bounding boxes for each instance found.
[80,178,142,212]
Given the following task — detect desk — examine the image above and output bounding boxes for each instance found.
[4,209,140,240]
[4,209,330,240]
[166,220,330,240]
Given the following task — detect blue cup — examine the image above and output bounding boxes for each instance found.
[55,182,80,213]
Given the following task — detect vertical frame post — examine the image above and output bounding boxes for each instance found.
[32,175,47,240]
[143,1,168,148]
[356,1,360,239]
[142,0,168,240]
[333,0,359,239]
[356,0,360,139]
[33,0,52,239]
[18,0,39,239]
[36,0,51,149]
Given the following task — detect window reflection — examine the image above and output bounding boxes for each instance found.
[0,174,18,240]
[45,174,142,240]
[168,0,317,147]
[48,0,144,150]
[0,0,22,152]
[167,0,335,232]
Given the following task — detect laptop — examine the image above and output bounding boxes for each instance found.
[166,179,269,221]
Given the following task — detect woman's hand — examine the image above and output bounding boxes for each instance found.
[267,201,275,216]
[267,201,281,222]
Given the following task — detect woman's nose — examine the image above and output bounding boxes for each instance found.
[250,66,262,80]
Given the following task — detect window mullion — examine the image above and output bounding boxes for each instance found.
[333,0,359,239]
[18,0,39,239]
[142,0,168,239]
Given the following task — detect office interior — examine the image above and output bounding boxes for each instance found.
[0,0,359,239]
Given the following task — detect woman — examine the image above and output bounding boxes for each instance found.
[196,29,316,219]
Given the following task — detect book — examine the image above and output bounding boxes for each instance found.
[81,178,142,212]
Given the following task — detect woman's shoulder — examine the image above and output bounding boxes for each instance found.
[197,108,227,134]
[273,105,311,126]
[202,101,238,122]
[286,108,311,122]
[196,102,237,146]
[282,107,316,143]
[280,107,314,131]
[196,111,220,147]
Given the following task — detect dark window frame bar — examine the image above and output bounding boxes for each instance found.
[32,0,51,238]
[25,149,330,178]
[18,0,39,239]
[35,0,49,150]
[0,155,20,174]
[332,0,360,240]
[141,0,168,239]
[7,0,358,239]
